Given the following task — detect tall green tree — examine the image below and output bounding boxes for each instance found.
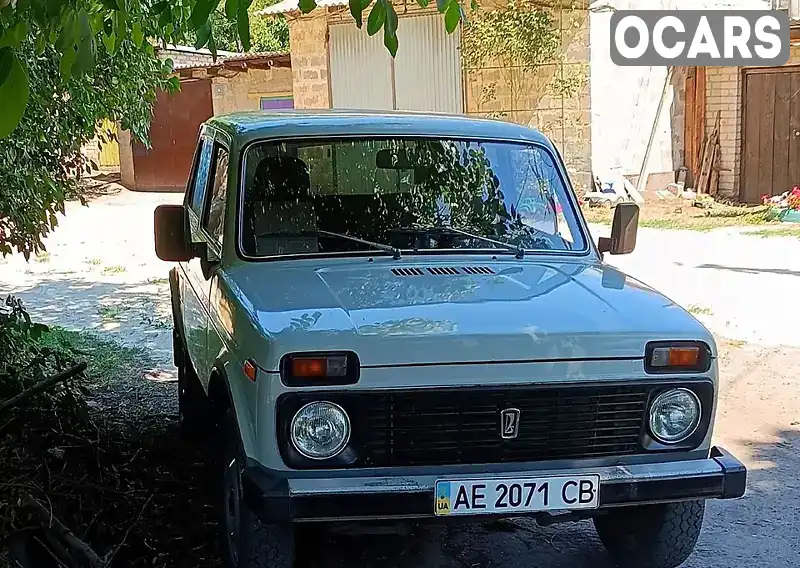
[189,0,288,53]
[249,0,288,52]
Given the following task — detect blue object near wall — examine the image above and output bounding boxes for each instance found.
[260,96,294,110]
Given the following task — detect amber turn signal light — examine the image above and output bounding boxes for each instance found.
[244,359,258,382]
[281,352,360,387]
[646,342,709,373]
[291,355,347,378]
[651,347,700,368]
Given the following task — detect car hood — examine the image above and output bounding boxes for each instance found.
[225,258,714,370]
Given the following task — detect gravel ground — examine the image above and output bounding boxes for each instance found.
[1,189,798,567]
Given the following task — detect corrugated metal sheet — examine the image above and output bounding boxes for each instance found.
[394,15,462,114]
[329,24,394,110]
[792,0,800,19]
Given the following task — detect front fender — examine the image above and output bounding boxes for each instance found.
[213,356,259,462]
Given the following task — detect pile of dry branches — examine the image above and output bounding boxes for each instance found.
[1,386,222,568]
[0,295,222,567]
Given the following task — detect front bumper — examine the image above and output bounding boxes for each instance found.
[241,446,746,523]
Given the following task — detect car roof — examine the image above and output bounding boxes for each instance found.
[205,109,554,148]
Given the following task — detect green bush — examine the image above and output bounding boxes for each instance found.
[0,295,86,413]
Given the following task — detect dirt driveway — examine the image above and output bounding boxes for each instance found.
[1,189,798,567]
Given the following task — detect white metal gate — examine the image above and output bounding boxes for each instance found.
[394,15,462,113]
[329,14,462,114]
[329,23,394,110]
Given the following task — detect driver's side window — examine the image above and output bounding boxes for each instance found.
[189,137,214,218]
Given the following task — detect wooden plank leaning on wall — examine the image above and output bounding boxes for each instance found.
[683,67,706,188]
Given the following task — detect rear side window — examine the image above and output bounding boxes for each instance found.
[204,145,229,245]
[189,138,214,217]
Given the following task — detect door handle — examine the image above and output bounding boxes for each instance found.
[795,130,800,137]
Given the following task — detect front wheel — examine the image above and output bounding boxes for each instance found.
[219,411,295,568]
[594,500,704,568]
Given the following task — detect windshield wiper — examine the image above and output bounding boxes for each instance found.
[318,230,402,260]
[408,225,525,259]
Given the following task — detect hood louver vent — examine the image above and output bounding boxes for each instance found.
[391,267,425,276]
[427,266,461,275]
[391,266,496,277]
[462,266,495,275]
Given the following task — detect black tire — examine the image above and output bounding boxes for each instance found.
[174,329,211,435]
[219,410,295,568]
[594,500,705,568]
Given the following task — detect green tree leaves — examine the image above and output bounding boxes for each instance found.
[1,37,172,257]
[0,0,464,140]
[0,48,28,138]
[237,7,251,51]
[367,0,385,36]
[249,0,289,52]
[191,0,219,29]
[444,1,462,33]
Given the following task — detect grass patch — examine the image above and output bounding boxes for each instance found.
[102,264,127,275]
[687,304,713,316]
[147,277,169,285]
[39,327,147,386]
[98,305,123,321]
[726,339,747,349]
[581,202,776,232]
[34,251,50,263]
[86,257,103,266]
[746,225,800,239]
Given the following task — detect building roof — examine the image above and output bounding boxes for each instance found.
[257,0,347,15]
[260,0,589,15]
[172,51,291,71]
[205,109,553,148]
[160,44,240,57]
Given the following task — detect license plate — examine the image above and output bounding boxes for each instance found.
[434,475,600,517]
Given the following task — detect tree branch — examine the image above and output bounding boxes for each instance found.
[0,362,87,414]
[23,494,105,568]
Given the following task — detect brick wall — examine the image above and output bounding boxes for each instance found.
[286,15,330,109]
[706,43,800,200]
[211,66,294,114]
[158,47,218,69]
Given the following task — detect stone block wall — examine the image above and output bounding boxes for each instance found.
[211,66,294,114]
[706,43,800,200]
[286,15,330,109]
[462,4,592,193]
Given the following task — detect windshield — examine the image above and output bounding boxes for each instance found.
[239,138,587,258]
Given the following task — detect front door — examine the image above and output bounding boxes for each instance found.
[181,134,215,382]
[741,67,800,203]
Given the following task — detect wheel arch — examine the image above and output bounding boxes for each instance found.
[208,360,259,460]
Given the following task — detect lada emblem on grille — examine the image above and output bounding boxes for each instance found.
[500,408,521,439]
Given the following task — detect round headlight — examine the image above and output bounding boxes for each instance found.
[649,388,701,444]
[290,401,351,460]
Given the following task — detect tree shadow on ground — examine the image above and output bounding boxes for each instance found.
[691,428,800,567]
[5,274,174,368]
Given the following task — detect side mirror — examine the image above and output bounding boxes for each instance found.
[598,203,639,255]
[154,205,193,262]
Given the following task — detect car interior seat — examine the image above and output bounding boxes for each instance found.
[245,155,319,256]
